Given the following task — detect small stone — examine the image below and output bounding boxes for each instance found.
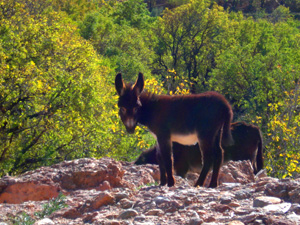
[118,209,139,219]
[252,219,264,225]
[90,192,115,210]
[253,196,281,207]
[59,207,82,219]
[99,180,111,191]
[134,215,146,222]
[119,198,134,209]
[186,210,199,218]
[82,212,98,223]
[290,203,300,215]
[263,216,297,225]
[229,202,241,207]
[263,202,291,214]
[188,217,203,225]
[33,218,55,225]
[221,183,241,188]
[197,210,207,215]
[145,209,164,216]
[289,187,300,204]
[287,212,300,223]
[115,192,129,202]
[134,222,155,225]
[220,196,232,204]
[102,220,122,225]
[228,221,245,225]
[234,189,252,200]
[184,197,193,205]
[234,209,250,216]
[214,204,233,213]
[204,216,217,223]
[255,169,268,180]
[154,196,170,205]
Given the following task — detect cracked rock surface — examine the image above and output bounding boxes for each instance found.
[0,157,300,224]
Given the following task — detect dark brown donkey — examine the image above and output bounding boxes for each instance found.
[135,122,264,178]
[115,72,233,187]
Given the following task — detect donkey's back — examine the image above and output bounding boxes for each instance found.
[141,92,234,147]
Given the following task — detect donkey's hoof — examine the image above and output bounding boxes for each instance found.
[160,180,167,186]
[167,178,175,187]
[194,180,204,187]
[208,183,218,188]
[167,183,175,187]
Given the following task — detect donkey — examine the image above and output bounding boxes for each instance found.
[115,72,233,187]
[135,122,264,178]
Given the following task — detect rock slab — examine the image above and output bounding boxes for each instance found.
[0,158,300,225]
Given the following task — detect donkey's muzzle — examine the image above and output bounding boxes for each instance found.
[124,118,137,134]
[126,127,136,134]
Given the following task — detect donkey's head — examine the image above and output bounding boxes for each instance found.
[115,72,144,133]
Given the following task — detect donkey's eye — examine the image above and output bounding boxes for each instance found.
[120,107,126,114]
[133,107,138,113]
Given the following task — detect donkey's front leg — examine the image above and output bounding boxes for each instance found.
[157,138,175,187]
[156,144,167,186]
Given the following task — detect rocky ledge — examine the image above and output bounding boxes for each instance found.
[0,157,300,225]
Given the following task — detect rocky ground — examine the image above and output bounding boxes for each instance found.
[0,157,300,225]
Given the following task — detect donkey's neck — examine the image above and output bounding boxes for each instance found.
[138,92,159,128]
[137,91,199,145]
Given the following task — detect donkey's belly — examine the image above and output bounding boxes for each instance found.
[171,133,198,146]
[150,132,198,146]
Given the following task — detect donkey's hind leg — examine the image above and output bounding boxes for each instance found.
[194,129,223,188]
[194,137,214,187]
[209,129,224,188]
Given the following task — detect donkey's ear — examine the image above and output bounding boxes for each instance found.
[133,72,144,96]
[115,73,125,96]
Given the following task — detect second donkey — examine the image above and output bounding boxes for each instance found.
[135,122,264,178]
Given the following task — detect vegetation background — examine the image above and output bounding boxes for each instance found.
[1,0,300,179]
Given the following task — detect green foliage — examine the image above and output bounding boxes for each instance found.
[1,0,300,180]
[153,0,230,92]
[264,79,300,178]
[78,0,155,79]
[269,5,293,23]
[9,193,67,225]
[0,1,111,175]
[35,193,68,219]
[12,212,35,225]
[112,0,154,29]
[51,0,100,20]
[209,15,300,123]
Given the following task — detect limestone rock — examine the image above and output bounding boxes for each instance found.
[253,196,282,207]
[0,158,299,224]
[33,218,55,225]
[118,209,139,219]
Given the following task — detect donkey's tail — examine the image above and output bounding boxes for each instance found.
[221,109,234,147]
[255,130,264,174]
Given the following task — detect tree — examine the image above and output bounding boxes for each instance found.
[79,0,156,79]
[265,81,300,178]
[153,0,230,92]
[209,14,300,122]
[0,1,110,175]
